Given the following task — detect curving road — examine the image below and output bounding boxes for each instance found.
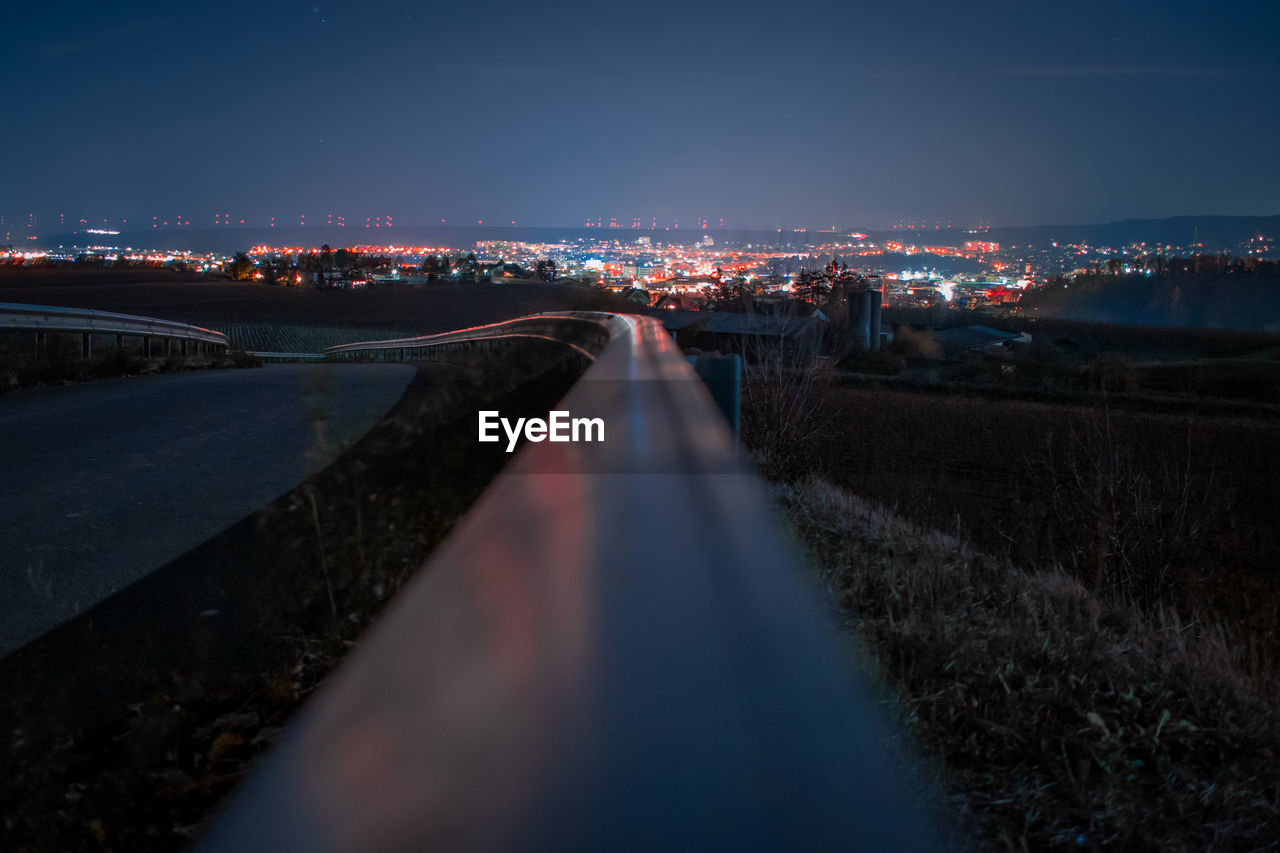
[0,363,416,658]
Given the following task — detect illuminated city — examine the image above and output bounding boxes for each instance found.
[6,219,1275,317]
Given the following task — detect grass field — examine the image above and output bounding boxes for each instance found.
[0,268,638,337]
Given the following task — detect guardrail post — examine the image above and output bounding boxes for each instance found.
[115,333,124,351]
[688,353,742,448]
[35,330,45,356]
[81,332,92,358]
[869,290,882,352]
[143,336,152,358]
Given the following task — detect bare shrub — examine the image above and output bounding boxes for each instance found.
[1021,408,1231,612]
[739,338,837,481]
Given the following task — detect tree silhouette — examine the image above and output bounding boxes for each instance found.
[709,275,754,312]
[793,268,830,302]
[228,252,254,281]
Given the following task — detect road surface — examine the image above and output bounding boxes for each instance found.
[0,363,416,657]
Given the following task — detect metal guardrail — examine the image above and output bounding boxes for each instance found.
[247,351,326,362]
[202,313,934,851]
[324,312,617,361]
[0,301,228,354]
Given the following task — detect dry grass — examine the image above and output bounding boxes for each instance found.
[775,477,1280,851]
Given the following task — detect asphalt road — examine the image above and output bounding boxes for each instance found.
[0,363,416,658]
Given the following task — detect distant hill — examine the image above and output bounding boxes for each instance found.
[859,215,1280,252]
[1018,259,1280,332]
[970,215,1280,252]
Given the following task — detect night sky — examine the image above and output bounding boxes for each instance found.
[4,0,1278,230]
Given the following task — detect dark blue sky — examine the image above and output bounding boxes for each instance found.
[4,0,1278,230]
